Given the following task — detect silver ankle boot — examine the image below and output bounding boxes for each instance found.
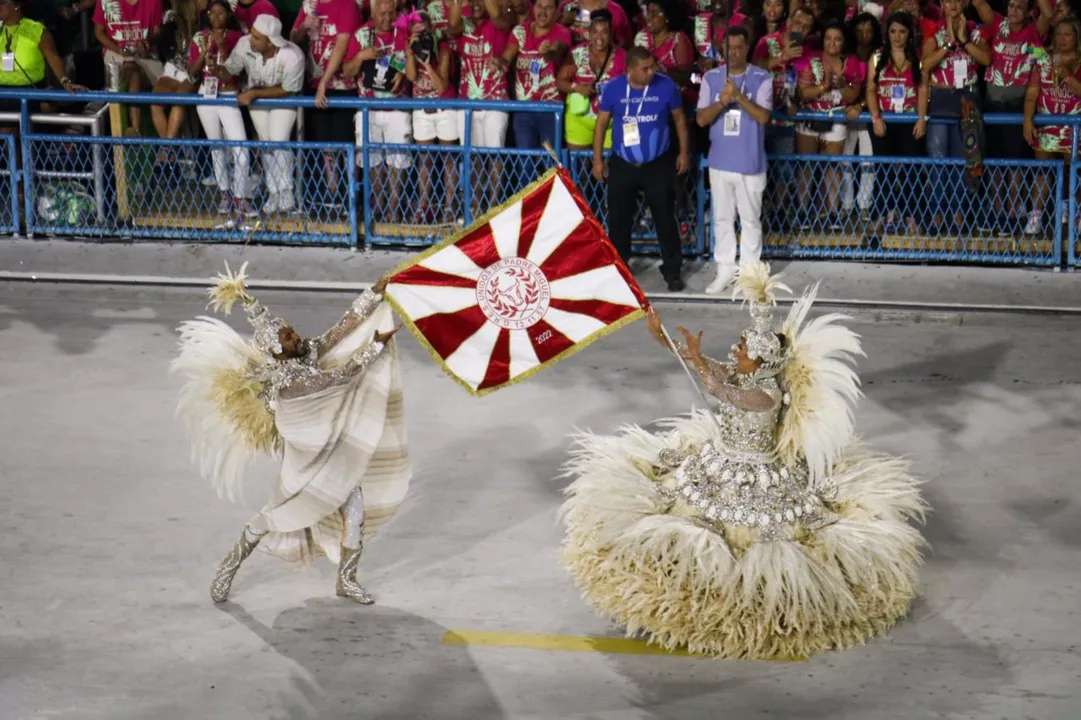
[210,530,260,603]
[335,544,374,604]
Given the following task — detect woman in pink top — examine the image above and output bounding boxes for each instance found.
[921,0,990,233]
[556,7,626,148]
[974,0,1052,228]
[290,0,362,206]
[559,0,632,47]
[866,11,927,234]
[795,20,867,227]
[93,0,165,135]
[1023,18,1081,233]
[406,11,459,223]
[188,0,250,216]
[498,0,573,147]
[635,0,694,91]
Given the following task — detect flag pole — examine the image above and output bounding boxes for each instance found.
[541,140,564,168]
[656,318,726,435]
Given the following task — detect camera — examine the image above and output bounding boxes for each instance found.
[411,31,435,63]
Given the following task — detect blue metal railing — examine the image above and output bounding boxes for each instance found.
[2,89,1080,267]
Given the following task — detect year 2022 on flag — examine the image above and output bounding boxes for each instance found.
[384,168,648,395]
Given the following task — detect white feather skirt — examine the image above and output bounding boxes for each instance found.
[559,413,929,659]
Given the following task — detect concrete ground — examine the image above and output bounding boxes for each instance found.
[1,276,1080,720]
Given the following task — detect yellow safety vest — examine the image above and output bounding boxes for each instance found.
[0,19,46,87]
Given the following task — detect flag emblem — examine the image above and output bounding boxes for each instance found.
[384,168,647,395]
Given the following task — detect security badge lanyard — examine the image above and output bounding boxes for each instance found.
[622,80,649,147]
[2,27,17,73]
[890,82,904,113]
[722,73,744,136]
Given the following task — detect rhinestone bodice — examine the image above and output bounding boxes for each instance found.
[716,374,782,457]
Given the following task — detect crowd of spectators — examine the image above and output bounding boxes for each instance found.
[3,0,1081,233]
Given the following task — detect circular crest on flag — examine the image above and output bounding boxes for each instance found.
[475,257,551,330]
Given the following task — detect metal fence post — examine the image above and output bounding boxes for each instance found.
[361,106,372,243]
[6,134,18,231]
[1068,125,1078,268]
[462,107,473,225]
[348,142,359,249]
[697,156,708,258]
[20,98,33,236]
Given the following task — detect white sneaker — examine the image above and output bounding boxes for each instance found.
[262,193,279,215]
[705,266,737,295]
[276,193,295,213]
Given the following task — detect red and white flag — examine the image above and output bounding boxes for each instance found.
[384,168,648,395]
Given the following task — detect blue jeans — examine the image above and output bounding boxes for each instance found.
[926,91,972,230]
[513,112,558,149]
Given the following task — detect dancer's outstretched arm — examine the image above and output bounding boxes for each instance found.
[314,277,391,352]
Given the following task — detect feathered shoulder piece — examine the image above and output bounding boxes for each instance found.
[169,263,283,503]
[776,282,865,489]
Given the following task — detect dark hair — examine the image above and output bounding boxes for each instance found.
[589,8,613,26]
[645,0,689,35]
[746,0,788,44]
[874,12,921,89]
[821,18,850,53]
[850,11,882,51]
[726,24,751,43]
[627,46,654,66]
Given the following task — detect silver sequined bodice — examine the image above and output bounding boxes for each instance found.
[717,374,782,456]
[658,374,834,535]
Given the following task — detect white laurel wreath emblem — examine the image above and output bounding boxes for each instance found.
[476,258,551,330]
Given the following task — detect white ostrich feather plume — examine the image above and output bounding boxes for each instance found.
[778,282,865,488]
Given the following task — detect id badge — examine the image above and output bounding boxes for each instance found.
[830,89,842,106]
[202,76,219,99]
[723,109,741,136]
[377,55,391,70]
[622,119,641,147]
[891,84,904,113]
[953,58,968,88]
[1,53,13,73]
[529,59,542,80]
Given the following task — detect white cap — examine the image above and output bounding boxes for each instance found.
[252,14,287,47]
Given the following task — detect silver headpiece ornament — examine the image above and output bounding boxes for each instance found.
[206,261,290,357]
[732,261,791,377]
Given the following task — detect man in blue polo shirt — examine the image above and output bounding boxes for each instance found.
[592,46,691,292]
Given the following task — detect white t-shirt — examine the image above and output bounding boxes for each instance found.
[223,36,306,93]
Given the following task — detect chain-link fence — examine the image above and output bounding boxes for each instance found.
[0,133,17,233]
[23,134,355,245]
[5,91,1081,267]
[361,140,560,246]
[567,149,705,257]
[719,154,1065,266]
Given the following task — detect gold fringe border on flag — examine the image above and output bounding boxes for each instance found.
[382,167,646,397]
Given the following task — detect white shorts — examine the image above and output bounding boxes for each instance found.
[103,50,164,84]
[456,109,508,148]
[355,109,413,169]
[162,61,191,83]
[412,108,459,143]
[796,121,848,144]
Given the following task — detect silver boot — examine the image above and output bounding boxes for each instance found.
[335,544,374,604]
[210,530,260,603]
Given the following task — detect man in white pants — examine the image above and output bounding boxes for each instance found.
[219,15,306,214]
[695,26,773,294]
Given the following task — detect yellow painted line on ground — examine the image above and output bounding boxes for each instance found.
[441,630,808,661]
